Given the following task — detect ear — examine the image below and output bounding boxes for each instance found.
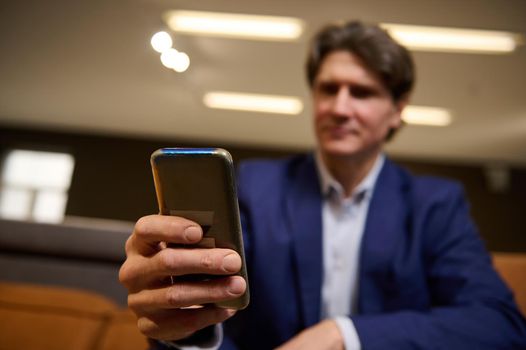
[390,95,409,128]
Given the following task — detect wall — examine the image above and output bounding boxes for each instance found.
[1,125,524,252]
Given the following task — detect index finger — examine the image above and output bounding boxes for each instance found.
[128,215,203,256]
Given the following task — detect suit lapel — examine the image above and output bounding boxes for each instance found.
[285,155,323,327]
[357,158,408,313]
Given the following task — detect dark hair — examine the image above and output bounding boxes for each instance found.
[306,21,415,102]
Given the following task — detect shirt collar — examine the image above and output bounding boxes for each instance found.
[315,152,385,202]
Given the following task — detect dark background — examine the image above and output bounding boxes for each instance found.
[1,125,525,252]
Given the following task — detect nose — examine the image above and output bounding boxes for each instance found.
[330,85,353,117]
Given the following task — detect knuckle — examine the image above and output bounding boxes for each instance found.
[158,249,178,271]
[199,252,221,271]
[118,262,133,287]
[124,236,133,254]
[127,294,137,309]
[137,316,160,338]
[127,294,145,314]
[165,287,183,307]
[127,292,147,312]
[200,254,214,269]
[134,216,150,235]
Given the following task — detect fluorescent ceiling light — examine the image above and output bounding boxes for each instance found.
[203,92,303,115]
[403,106,452,126]
[381,23,522,54]
[164,10,304,41]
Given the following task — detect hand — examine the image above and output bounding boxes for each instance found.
[119,214,246,341]
[275,319,344,350]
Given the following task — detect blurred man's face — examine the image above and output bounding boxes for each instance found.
[312,50,405,160]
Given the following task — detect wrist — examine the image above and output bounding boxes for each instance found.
[323,319,345,350]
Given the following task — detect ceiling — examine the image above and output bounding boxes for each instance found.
[1,0,525,166]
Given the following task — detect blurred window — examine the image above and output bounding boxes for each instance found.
[0,150,75,223]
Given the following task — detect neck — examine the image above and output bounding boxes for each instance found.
[321,149,381,197]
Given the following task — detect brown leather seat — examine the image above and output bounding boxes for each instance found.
[1,253,523,349]
[492,252,526,316]
[0,282,148,350]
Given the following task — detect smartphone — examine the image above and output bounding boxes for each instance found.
[150,147,249,310]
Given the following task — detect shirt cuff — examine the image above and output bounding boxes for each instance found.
[159,323,223,350]
[333,316,362,350]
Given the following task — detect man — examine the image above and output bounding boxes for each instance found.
[119,21,526,349]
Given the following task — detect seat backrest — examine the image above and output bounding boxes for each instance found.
[492,252,526,316]
[0,282,148,350]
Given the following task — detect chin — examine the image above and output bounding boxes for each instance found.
[319,137,382,161]
[319,141,361,158]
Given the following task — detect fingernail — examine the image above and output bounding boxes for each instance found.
[222,254,240,273]
[227,277,246,295]
[184,226,202,242]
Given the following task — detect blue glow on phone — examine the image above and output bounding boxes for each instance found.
[160,148,217,155]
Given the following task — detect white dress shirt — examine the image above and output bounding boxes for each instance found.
[316,152,385,350]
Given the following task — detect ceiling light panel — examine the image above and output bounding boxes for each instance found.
[164,10,304,41]
[381,23,522,54]
[403,106,452,126]
[203,92,303,115]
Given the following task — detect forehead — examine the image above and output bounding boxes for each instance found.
[315,50,384,88]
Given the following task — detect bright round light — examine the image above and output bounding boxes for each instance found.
[172,52,190,72]
[160,49,190,73]
[160,48,179,69]
[151,31,173,53]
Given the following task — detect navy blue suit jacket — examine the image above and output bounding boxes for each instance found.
[218,154,526,349]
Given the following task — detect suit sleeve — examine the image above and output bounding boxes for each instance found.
[351,184,526,349]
